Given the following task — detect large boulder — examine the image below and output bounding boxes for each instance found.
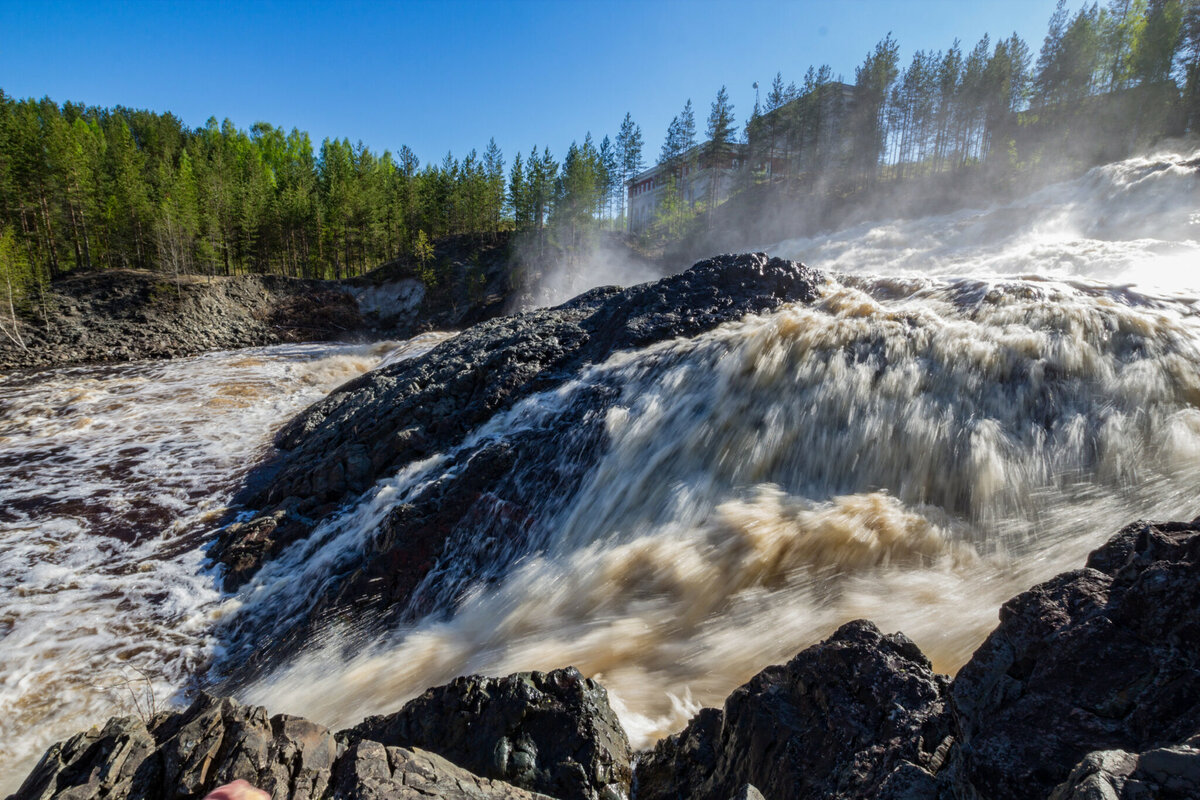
[634,620,953,800]
[214,253,824,589]
[946,519,1200,799]
[348,667,631,800]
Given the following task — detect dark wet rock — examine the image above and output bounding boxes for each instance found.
[9,693,338,800]
[328,741,554,800]
[251,252,821,521]
[209,254,822,675]
[1048,740,1200,800]
[1048,749,1141,800]
[347,667,631,800]
[8,673,612,800]
[945,519,1200,800]
[634,620,953,800]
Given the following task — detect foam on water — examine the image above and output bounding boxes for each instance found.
[770,147,1200,295]
[230,148,1200,749]
[0,335,447,791]
[4,149,1199,785]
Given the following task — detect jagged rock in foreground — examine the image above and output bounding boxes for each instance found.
[944,519,1200,799]
[9,668,624,800]
[348,667,630,800]
[10,694,339,800]
[1048,742,1200,800]
[15,523,1200,799]
[634,620,953,800]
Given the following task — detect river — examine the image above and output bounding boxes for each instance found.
[1,148,1198,791]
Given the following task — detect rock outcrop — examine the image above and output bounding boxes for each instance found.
[634,620,953,800]
[9,693,339,800]
[209,253,824,676]
[943,518,1200,800]
[8,668,627,800]
[0,270,363,372]
[348,667,631,800]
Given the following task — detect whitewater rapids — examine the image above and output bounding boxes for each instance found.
[0,335,447,791]
[1,147,1198,788]
[230,147,1200,746]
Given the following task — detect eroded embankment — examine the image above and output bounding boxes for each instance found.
[0,271,362,371]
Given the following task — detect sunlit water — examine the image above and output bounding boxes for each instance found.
[3,148,1199,789]
[0,334,447,791]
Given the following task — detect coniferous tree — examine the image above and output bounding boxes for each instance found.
[704,86,736,218]
[598,134,619,223]
[849,34,901,185]
[508,151,527,230]
[1132,0,1185,84]
[483,138,505,237]
[615,112,644,222]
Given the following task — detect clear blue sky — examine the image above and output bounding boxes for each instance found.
[1,0,1069,169]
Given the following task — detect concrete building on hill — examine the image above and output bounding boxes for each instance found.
[626,81,855,234]
[626,142,747,234]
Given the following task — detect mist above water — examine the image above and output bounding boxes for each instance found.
[770,146,1200,294]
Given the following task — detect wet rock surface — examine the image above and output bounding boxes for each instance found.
[209,253,823,675]
[634,619,953,800]
[944,518,1200,800]
[347,667,631,800]
[9,693,339,800]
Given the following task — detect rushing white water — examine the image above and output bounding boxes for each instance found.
[229,149,1200,748]
[2,148,1198,788]
[0,334,447,792]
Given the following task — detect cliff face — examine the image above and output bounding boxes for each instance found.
[0,270,365,372]
[13,520,1200,800]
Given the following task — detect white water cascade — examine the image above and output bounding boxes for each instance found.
[230,148,1200,747]
[1,148,1198,789]
[0,335,446,791]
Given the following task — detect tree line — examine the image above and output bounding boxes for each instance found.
[0,94,647,315]
[640,0,1199,241]
[2,0,1198,312]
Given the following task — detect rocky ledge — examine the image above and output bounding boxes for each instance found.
[0,270,366,372]
[208,253,824,675]
[14,518,1200,800]
[0,232,522,373]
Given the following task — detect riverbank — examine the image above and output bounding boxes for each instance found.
[0,231,661,373]
[0,270,364,372]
